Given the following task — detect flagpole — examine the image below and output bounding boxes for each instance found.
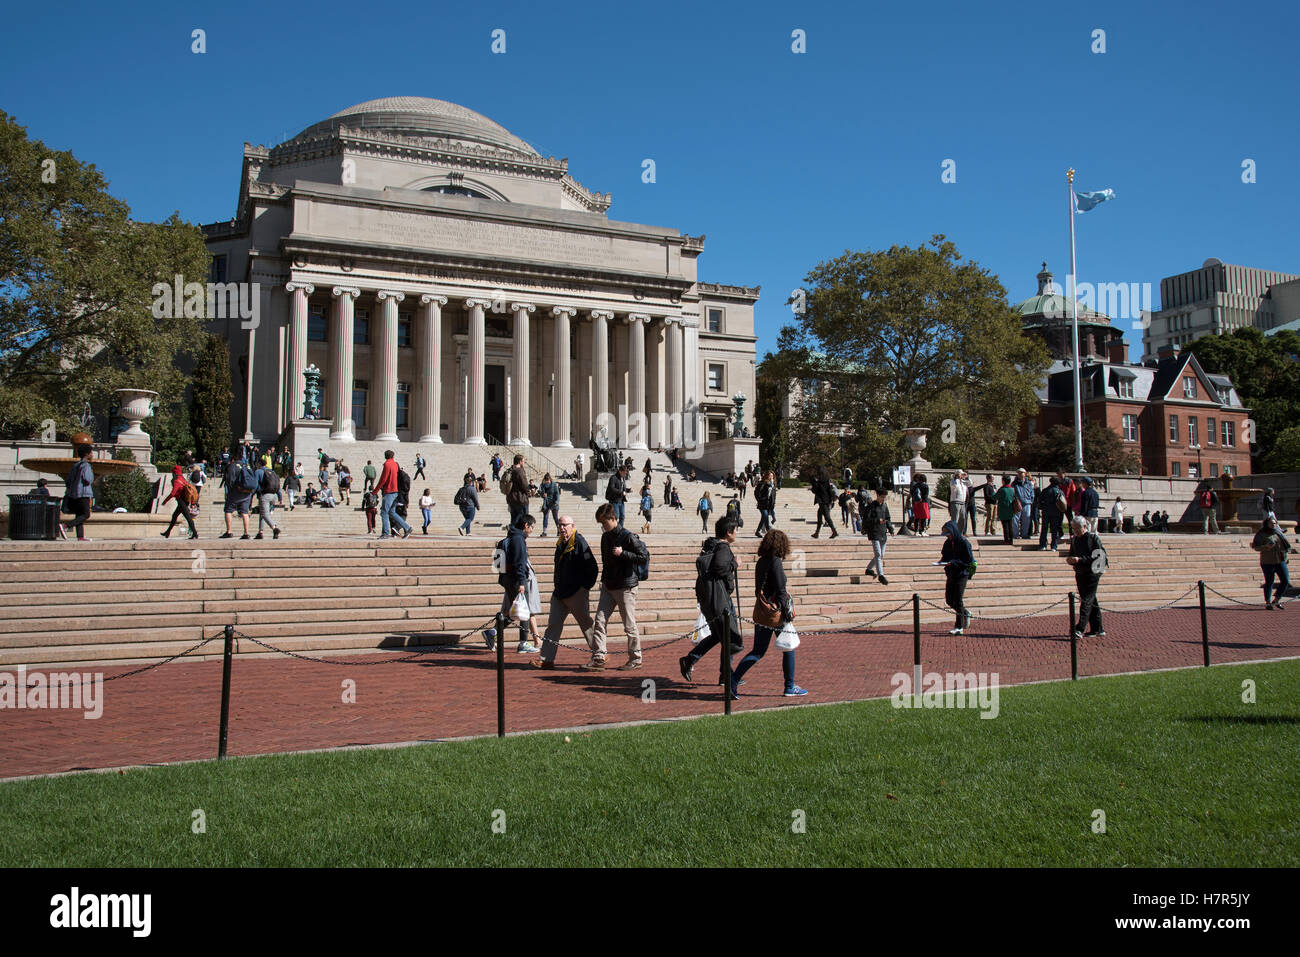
[1067,168,1085,473]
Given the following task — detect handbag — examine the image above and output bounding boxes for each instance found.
[185,503,200,517]
[752,566,783,629]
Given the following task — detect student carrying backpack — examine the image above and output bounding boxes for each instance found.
[396,467,411,517]
[233,461,258,494]
[725,497,744,528]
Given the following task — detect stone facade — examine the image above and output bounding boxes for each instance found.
[202,98,758,452]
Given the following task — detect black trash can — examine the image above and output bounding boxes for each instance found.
[7,495,60,540]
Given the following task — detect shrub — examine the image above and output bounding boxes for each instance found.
[97,468,155,513]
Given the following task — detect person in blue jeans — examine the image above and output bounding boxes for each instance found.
[732,528,807,697]
[455,475,480,536]
[1251,517,1292,610]
[376,450,411,538]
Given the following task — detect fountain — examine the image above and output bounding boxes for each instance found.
[20,432,140,483]
[1215,472,1267,530]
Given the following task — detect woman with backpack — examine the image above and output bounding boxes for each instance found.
[160,465,198,540]
[362,488,379,534]
[336,463,353,505]
[1251,516,1292,610]
[284,468,301,510]
[732,528,808,698]
[454,475,480,536]
[938,519,975,635]
[697,490,713,533]
[640,488,654,534]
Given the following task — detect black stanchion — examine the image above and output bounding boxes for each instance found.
[1198,580,1210,667]
[218,625,234,759]
[912,593,921,690]
[722,598,736,717]
[495,612,506,738]
[1069,592,1078,681]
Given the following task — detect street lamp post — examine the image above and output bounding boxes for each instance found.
[1189,443,1203,479]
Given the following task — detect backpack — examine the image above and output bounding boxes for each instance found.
[500,472,514,497]
[967,559,978,578]
[397,468,411,497]
[698,497,711,513]
[453,486,468,508]
[233,463,257,493]
[177,481,199,505]
[633,536,650,582]
[1055,490,1068,513]
[259,470,280,496]
[1200,490,1215,508]
[725,498,744,527]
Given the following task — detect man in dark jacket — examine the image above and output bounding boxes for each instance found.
[680,516,742,691]
[505,453,531,526]
[939,519,974,634]
[532,514,600,669]
[605,464,630,528]
[1198,483,1221,535]
[495,514,540,654]
[454,475,480,536]
[1037,476,1066,551]
[863,488,892,585]
[754,472,777,537]
[583,502,648,670]
[810,467,838,538]
[1079,476,1101,534]
[1067,514,1107,637]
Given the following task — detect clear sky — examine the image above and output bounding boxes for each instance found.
[4,0,1296,361]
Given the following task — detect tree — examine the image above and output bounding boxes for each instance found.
[190,334,232,462]
[1186,327,1300,470]
[773,235,1051,474]
[1022,422,1140,475]
[1263,425,1300,473]
[0,111,211,440]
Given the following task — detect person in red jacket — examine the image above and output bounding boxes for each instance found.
[160,465,198,539]
[376,449,411,539]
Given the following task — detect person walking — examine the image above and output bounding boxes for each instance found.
[1198,483,1221,534]
[537,473,560,537]
[336,463,352,506]
[949,469,971,536]
[1037,476,1065,551]
[732,528,808,697]
[754,471,777,537]
[810,466,838,539]
[605,463,630,528]
[454,474,479,536]
[1013,469,1035,539]
[490,453,503,482]
[362,488,379,535]
[680,516,742,694]
[503,453,531,526]
[838,488,852,529]
[1110,496,1126,534]
[494,513,541,654]
[217,446,231,488]
[862,486,892,585]
[376,449,411,539]
[1251,517,1291,610]
[939,519,975,635]
[697,490,713,533]
[583,503,648,671]
[253,458,282,540]
[1067,515,1107,637]
[284,467,301,510]
[221,449,258,540]
[994,475,1017,545]
[639,486,654,534]
[911,473,932,536]
[419,489,434,534]
[1080,476,1101,534]
[643,457,652,485]
[362,460,377,493]
[413,453,427,481]
[531,514,599,669]
[980,473,998,536]
[159,465,198,540]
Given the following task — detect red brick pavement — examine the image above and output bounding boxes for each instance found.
[1,603,1295,779]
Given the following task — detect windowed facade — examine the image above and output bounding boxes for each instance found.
[1168,414,1179,443]
[396,382,410,429]
[1122,414,1138,442]
[1221,420,1235,447]
[1171,461,1180,477]
[707,363,724,392]
[308,304,327,342]
[354,308,370,345]
[1209,463,1219,478]
[1188,417,1198,448]
[707,308,723,333]
[1182,377,1196,398]
[397,313,412,348]
[351,381,368,431]
[209,254,228,284]
[1117,378,1135,399]
[1207,417,1216,445]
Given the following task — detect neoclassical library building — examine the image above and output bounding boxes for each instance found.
[203,96,759,452]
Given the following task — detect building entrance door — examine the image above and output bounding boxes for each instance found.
[484,364,506,443]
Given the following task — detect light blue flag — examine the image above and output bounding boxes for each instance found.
[1074,188,1116,212]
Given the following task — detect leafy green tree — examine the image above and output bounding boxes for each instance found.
[1263,425,1300,473]
[0,111,211,440]
[1022,422,1140,475]
[147,401,196,469]
[190,334,232,462]
[772,235,1051,474]
[1186,327,1300,470]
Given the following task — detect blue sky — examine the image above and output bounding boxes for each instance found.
[4,0,1297,361]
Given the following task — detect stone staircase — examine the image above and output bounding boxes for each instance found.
[0,533,1270,670]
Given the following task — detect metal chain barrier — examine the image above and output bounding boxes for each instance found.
[231,617,500,666]
[1098,584,1200,614]
[1202,583,1273,608]
[102,631,221,683]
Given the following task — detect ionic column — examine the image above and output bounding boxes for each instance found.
[627,313,649,450]
[551,306,577,448]
[329,286,361,441]
[510,303,535,446]
[591,310,613,441]
[285,282,314,421]
[418,294,446,442]
[665,316,684,447]
[464,298,489,444]
[373,290,404,441]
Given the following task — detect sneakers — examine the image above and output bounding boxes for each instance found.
[273,528,280,539]
[679,655,695,681]
[865,570,877,579]
[579,658,606,671]
[400,528,411,539]
[949,628,964,635]
[483,628,497,651]
[220,532,233,539]
[1083,630,1107,637]
[879,576,890,586]
[240,534,251,540]
[784,685,810,697]
[616,660,642,671]
[516,641,539,654]
[530,659,555,670]
[1264,603,1275,610]
[254,533,264,539]
[457,528,465,536]
[1071,630,1083,640]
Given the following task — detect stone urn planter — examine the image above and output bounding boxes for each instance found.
[113,389,158,439]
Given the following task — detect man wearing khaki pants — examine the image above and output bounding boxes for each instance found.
[531,515,598,670]
[583,503,649,671]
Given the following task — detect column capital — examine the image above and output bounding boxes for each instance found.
[332,286,361,299]
[376,289,406,303]
[510,302,536,314]
[551,305,579,318]
[590,309,615,322]
[420,293,448,307]
[464,298,491,310]
[628,313,650,324]
[285,281,315,295]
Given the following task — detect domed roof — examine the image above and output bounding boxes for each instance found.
[1014,263,1110,324]
[294,97,538,156]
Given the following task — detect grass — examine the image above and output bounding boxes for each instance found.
[1,661,1297,867]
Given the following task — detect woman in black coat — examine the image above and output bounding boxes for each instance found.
[811,466,838,539]
[732,529,808,697]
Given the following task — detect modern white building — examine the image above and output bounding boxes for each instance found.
[202,97,758,452]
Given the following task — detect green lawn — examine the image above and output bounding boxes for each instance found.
[3,661,1297,867]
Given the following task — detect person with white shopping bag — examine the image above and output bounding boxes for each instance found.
[679,516,746,696]
[493,513,542,654]
[731,528,808,697]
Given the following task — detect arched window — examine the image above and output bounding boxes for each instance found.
[423,185,493,199]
